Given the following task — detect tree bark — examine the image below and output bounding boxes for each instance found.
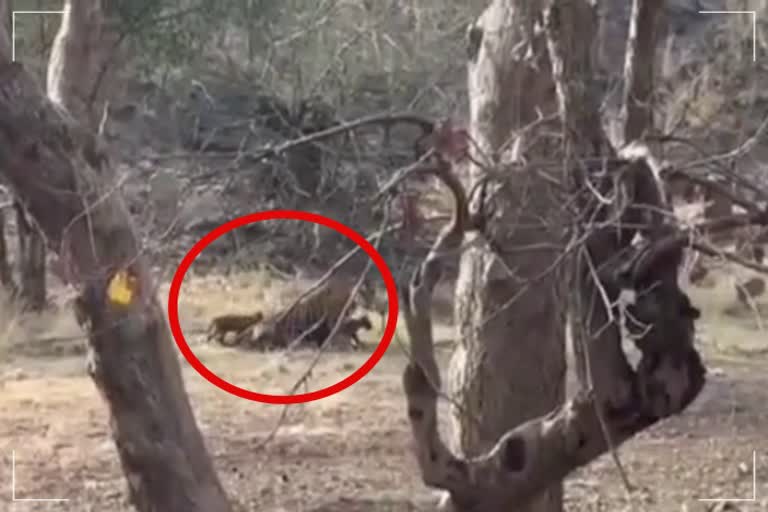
[451,1,565,511]
[0,207,15,293]
[0,0,8,59]
[0,0,14,298]
[619,0,664,144]
[46,0,123,131]
[0,1,233,510]
[14,201,47,311]
[402,1,705,510]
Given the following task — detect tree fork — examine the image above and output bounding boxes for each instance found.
[402,1,707,508]
[402,151,706,510]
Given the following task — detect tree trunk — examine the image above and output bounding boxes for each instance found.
[0,207,15,293]
[0,0,8,59]
[0,0,12,297]
[0,1,233,510]
[619,0,664,144]
[450,1,564,511]
[46,0,123,131]
[403,1,704,510]
[15,201,47,311]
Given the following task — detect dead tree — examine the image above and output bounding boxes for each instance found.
[402,1,705,511]
[0,1,232,510]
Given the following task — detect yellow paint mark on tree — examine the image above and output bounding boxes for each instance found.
[107,269,138,306]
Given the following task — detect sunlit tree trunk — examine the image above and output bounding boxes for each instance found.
[450,1,564,511]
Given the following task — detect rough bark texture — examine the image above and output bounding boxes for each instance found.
[450,1,565,511]
[14,200,47,310]
[0,207,15,293]
[619,0,664,144]
[0,0,8,59]
[46,0,123,130]
[0,0,15,298]
[0,1,233,510]
[401,154,705,511]
[402,1,705,510]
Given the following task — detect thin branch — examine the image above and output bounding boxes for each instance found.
[677,115,768,173]
[664,168,758,213]
[692,242,768,275]
[151,112,435,164]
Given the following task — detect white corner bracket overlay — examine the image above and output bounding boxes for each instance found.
[10,450,70,502]
[699,9,758,62]
[11,10,65,62]
[697,450,757,503]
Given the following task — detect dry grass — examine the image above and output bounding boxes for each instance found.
[0,263,767,511]
[688,264,767,353]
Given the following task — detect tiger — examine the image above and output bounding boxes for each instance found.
[205,311,265,346]
[248,276,372,350]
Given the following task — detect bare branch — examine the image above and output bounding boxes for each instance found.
[692,242,768,275]
[677,115,768,173]
[151,112,435,164]
[664,168,758,214]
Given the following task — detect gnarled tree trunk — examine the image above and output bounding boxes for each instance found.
[450,1,563,510]
[402,1,705,511]
[0,1,232,510]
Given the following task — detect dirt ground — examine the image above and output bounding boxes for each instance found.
[1,267,767,512]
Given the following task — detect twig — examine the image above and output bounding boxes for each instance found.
[677,115,768,172]
[373,150,436,201]
[150,112,435,164]
[253,208,390,450]
[692,242,768,275]
[581,246,634,493]
[664,169,758,214]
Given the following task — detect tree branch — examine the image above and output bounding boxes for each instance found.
[401,156,706,510]
[152,112,435,165]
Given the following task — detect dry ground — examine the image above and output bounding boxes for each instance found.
[0,266,767,512]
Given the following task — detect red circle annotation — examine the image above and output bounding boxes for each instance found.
[167,209,399,405]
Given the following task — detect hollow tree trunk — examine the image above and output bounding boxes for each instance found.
[0,1,232,510]
[15,200,47,311]
[450,1,564,511]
